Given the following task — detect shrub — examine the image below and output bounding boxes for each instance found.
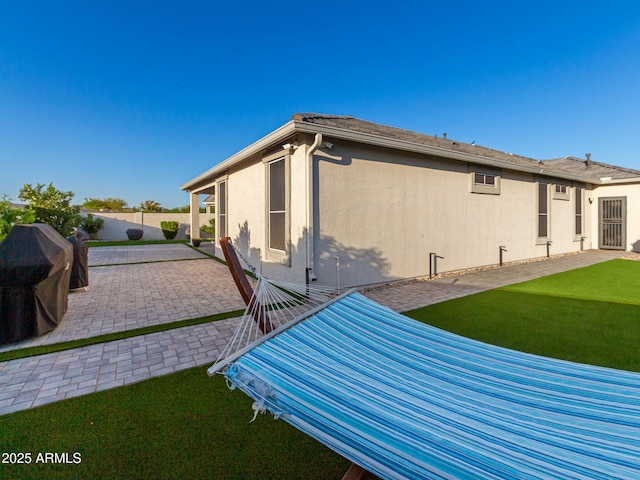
[0,195,36,241]
[80,214,104,240]
[18,182,82,237]
[126,228,143,240]
[160,221,179,240]
[200,218,215,238]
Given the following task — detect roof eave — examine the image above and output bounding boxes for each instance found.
[595,176,640,185]
[182,118,601,192]
[180,120,298,192]
[292,120,597,184]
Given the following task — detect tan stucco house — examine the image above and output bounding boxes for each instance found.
[181,113,640,288]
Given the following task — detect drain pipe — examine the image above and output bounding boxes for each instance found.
[546,241,552,258]
[580,237,586,251]
[305,133,323,282]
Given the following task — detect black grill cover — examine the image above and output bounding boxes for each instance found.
[66,235,89,289]
[0,224,73,345]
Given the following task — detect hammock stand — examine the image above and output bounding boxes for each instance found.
[217,237,375,479]
[211,237,640,480]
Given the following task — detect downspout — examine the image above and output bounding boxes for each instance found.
[306,133,322,281]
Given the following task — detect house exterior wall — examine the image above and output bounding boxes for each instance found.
[314,142,593,287]
[212,143,311,284]
[199,137,640,289]
[591,183,640,252]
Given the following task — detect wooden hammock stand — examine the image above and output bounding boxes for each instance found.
[218,237,375,480]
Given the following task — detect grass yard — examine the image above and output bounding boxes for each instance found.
[405,259,640,372]
[2,259,640,479]
[0,367,349,479]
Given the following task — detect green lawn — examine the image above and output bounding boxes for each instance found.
[0,368,349,480]
[2,259,640,479]
[404,259,640,372]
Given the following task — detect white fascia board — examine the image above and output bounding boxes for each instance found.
[291,121,597,184]
[596,176,640,185]
[180,121,298,191]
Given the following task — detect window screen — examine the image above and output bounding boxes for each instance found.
[269,159,286,251]
[575,187,583,236]
[538,182,548,238]
[218,181,226,239]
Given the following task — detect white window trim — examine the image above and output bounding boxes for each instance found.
[574,187,584,240]
[552,183,570,201]
[536,182,550,244]
[470,171,501,195]
[216,177,228,244]
[263,151,290,264]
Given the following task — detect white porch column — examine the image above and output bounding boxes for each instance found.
[189,192,200,244]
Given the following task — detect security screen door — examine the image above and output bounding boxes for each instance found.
[599,197,626,250]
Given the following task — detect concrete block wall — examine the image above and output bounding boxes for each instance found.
[81,212,216,241]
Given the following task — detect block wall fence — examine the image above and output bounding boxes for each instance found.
[81,212,216,241]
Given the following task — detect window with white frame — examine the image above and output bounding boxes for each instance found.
[538,182,549,240]
[474,173,496,186]
[268,158,286,251]
[470,169,501,194]
[553,183,570,200]
[575,187,583,237]
[217,180,227,241]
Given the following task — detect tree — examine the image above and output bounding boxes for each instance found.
[82,197,129,212]
[82,197,109,211]
[165,205,205,213]
[139,200,162,212]
[0,195,36,241]
[103,197,128,211]
[80,213,104,240]
[18,182,81,237]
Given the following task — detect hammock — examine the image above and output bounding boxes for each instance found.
[209,239,640,479]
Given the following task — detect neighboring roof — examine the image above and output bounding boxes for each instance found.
[202,194,215,204]
[543,156,640,181]
[182,113,640,192]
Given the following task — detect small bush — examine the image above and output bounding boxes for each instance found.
[0,195,36,241]
[160,221,179,240]
[80,214,104,240]
[126,228,143,240]
[200,218,215,238]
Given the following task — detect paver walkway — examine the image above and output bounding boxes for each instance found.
[366,250,627,311]
[0,246,629,415]
[88,243,211,265]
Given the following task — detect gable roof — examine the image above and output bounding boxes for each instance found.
[182,113,640,192]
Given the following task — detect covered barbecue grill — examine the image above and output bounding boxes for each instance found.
[0,224,73,345]
[66,234,89,290]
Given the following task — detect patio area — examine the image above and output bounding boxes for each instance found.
[0,244,246,350]
[0,244,627,415]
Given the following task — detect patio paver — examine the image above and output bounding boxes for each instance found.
[0,247,247,352]
[0,247,630,415]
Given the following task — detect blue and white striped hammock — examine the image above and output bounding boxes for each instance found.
[210,287,640,479]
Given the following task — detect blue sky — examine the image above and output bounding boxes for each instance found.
[1,1,640,209]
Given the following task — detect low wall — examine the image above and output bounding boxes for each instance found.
[81,212,216,241]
